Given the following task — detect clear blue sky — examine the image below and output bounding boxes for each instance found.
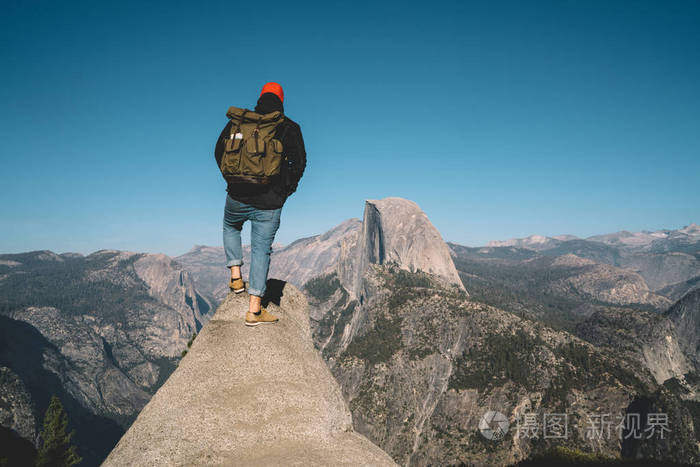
[1,0,698,256]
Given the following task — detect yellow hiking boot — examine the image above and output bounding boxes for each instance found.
[245,307,279,327]
[229,276,245,294]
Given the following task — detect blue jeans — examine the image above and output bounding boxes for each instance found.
[223,194,282,297]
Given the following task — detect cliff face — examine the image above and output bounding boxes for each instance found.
[0,366,35,444]
[574,306,692,384]
[132,253,211,332]
[102,281,396,466]
[4,306,152,417]
[666,288,700,371]
[338,198,466,299]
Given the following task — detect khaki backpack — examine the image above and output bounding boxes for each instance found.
[219,106,285,185]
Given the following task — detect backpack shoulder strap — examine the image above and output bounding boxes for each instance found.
[277,116,289,141]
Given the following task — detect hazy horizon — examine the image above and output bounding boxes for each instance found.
[1,213,696,258]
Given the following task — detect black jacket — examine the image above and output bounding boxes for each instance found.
[214,93,306,210]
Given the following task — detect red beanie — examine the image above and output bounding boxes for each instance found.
[260,82,284,103]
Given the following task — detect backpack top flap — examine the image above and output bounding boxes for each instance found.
[226,106,283,124]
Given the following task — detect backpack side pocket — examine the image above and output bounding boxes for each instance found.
[263,138,283,177]
[220,136,242,175]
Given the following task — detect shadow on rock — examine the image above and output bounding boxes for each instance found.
[262,278,286,308]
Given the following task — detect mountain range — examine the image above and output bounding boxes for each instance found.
[1,198,698,466]
[0,250,213,465]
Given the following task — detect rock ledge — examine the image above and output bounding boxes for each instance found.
[102,280,396,466]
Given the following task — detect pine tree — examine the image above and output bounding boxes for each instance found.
[35,395,82,467]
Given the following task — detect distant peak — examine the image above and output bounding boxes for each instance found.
[187,244,216,253]
[342,196,466,293]
[487,234,569,250]
[365,197,422,212]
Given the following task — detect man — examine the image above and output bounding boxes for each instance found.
[214,82,306,326]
